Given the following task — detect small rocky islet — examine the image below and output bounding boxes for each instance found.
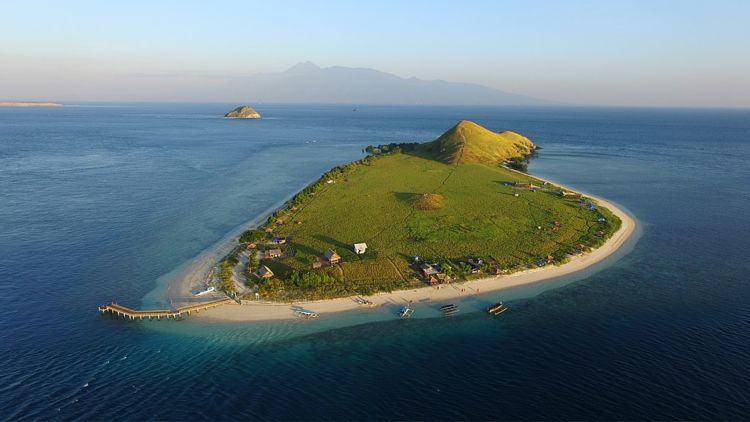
[224,105,261,119]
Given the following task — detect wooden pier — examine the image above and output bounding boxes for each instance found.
[98,297,235,321]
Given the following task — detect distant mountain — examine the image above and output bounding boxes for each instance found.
[230,62,550,106]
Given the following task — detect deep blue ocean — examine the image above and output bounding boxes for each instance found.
[1,104,749,420]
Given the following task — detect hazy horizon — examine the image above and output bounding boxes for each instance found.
[2,0,749,107]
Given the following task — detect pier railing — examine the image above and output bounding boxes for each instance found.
[98,297,234,321]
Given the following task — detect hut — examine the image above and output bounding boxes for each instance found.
[257,265,274,279]
[419,263,439,278]
[324,250,341,265]
[265,249,282,260]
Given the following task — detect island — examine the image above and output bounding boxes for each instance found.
[224,105,261,119]
[101,119,635,322]
[0,101,62,107]
[153,120,635,322]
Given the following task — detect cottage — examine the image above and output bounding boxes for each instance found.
[257,265,274,278]
[311,260,323,269]
[270,236,287,245]
[324,249,341,265]
[247,243,257,250]
[353,243,368,255]
[419,263,439,277]
[265,249,282,260]
[436,273,452,283]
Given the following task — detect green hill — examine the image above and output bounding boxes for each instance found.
[418,120,535,165]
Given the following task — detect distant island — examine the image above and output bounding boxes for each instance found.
[218,62,551,106]
[170,120,631,319]
[224,105,261,119]
[0,102,62,107]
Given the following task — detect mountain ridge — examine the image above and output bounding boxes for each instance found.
[231,62,551,106]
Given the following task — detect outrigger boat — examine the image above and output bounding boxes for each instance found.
[398,306,414,319]
[440,303,459,316]
[195,286,216,296]
[295,309,319,319]
[487,302,508,315]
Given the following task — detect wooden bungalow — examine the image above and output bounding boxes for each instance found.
[257,265,274,279]
[265,249,283,260]
[324,250,341,265]
[436,273,452,284]
[419,263,439,278]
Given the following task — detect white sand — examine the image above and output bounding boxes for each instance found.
[186,185,636,323]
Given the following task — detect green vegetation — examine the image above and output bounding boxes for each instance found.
[239,229,266,243]
[507,156,529,172]
[236,120,621,301]
[417,120,535,165]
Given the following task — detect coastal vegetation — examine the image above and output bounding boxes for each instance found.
[230,120,621,301]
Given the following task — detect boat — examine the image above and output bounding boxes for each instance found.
[487,302,508,315]
[440,304,459,316]
[195,286,216,296]
[398,306,414,319]
[295,310,319,319]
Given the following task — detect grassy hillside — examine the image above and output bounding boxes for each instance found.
[232,121,620,301]
[417,120,535,165]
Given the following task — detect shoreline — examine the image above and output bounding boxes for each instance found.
[166,169,637,323]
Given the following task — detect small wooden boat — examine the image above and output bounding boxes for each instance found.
[398,306,414,319]
[440,304,459,316]
[487,302,508,315]
[295,310,319,319]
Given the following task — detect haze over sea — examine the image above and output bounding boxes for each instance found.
[1,104,749,420]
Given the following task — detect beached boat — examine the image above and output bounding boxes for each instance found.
[398,306,414,319]
[195,286,216,296]
[295,310,319,319]
[440,304,459,316]
[487,302,508,315]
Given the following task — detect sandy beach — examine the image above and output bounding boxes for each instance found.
[167,172,637,323]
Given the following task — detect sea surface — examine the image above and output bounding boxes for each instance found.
[1,104,749,420]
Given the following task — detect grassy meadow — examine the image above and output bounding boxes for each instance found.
[246,151,620,301]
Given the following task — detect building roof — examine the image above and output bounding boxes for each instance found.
[266,248,282,256]
[324,250,341,260]
[258,265,274,277]
[353,243,368,252]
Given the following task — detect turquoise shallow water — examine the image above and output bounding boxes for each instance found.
[1,104,749,420]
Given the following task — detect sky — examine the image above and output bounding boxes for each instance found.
[1,0,749,107]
